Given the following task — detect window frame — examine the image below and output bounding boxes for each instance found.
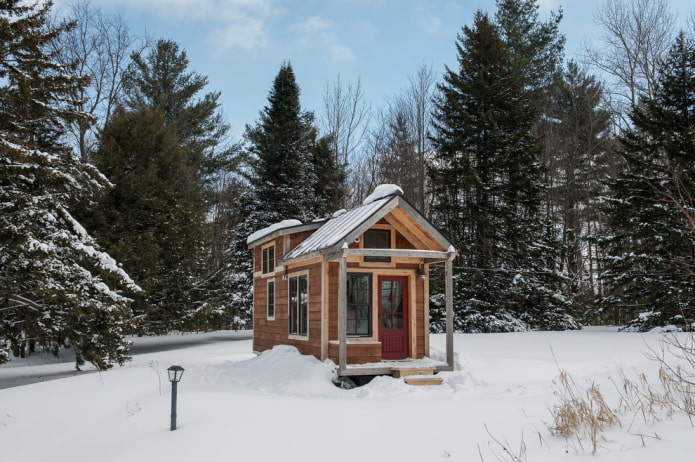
[346,272,372,337]
[267,279,275,320]
[288,273,308,339]
[262,244,275,274]
[363,229,391,263]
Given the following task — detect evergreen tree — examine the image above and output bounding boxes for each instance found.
[0,0,137,368]
[600,33,695,330]
[88,38,241,332]
[228,63,342,321]
[123,39,231,182]
[544,61,615,321]
[494,0,565,103]
[429,11,577,332]
[245,63,323,221]
[89,106,204,333]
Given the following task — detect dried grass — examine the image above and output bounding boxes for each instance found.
[550,332,695,454]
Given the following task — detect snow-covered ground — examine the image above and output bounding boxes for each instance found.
[0,328,693,461]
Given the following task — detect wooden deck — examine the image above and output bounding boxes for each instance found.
[338,357,451,377]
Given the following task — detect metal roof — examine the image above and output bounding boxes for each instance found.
[282,196,393,261]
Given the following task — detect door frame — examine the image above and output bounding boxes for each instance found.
[377,275,409,360]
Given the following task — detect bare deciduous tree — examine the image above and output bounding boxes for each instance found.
[345,64,436,209]
[53,0,147,161]
[583,0,675,128]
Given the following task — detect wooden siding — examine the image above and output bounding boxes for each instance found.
[289,230,315,250]
[328,341,381,364]
[252,260,323,359]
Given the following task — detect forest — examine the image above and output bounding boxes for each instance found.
[1,0,694,369]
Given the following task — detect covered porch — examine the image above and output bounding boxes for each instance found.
[332,246,457,377]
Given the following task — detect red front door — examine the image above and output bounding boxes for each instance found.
[378,276,408,360]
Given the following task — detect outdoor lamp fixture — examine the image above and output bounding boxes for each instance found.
[167,364,185,431]
[417,263,427,280]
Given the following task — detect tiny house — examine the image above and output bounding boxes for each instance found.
[247,185,456,379]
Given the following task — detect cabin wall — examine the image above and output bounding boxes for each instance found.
[252,258,323,359]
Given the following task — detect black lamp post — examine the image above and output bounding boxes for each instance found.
[167,364,184,431]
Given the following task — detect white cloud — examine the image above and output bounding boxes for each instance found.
[81,0,276,50]
[291,15,356,63]
[413,5,443,35]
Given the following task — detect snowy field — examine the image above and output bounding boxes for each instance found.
[1,328,693,462]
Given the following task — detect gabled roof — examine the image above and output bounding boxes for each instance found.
[280,193,453,264]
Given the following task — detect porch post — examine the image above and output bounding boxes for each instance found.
[445,256,454,370]
[338,252,347,374]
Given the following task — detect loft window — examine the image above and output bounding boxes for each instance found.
[288,275,308,337]
[347,273,372,336]
[364,229,391,263]
[262,245,275,274]
[267,279,275,319]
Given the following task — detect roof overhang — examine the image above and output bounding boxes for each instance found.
[279,194,455,265]
[327,248,457,263]
[247,221,325,249]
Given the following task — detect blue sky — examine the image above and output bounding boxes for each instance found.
[53,0,694,139]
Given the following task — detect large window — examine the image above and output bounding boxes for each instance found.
[267,279,275,319]
[347,273,372,336]
[262,245,275,274]
[288,275,308,337]
[363,229,391,262]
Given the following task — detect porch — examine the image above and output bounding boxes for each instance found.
[338,356,451,377]
[333,247,457,377]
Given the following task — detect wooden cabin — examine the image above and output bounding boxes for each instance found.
[247,185,457,379]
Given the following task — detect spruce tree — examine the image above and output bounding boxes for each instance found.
[88,39,240,332]
[494,0,565,103]
[600,33,695,330]
[123,39,232,181]
[245,63,322,221]
[0,0,137,368]
[90,107,204,333]
[228,63,341,321]
[429,11,577,332]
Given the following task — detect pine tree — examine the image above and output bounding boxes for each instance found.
[228,63,342,321]
[245,63,323,221]
[0,0,138,368]
[89,39,241,332]
[543,62,615,321]
[429,11,577,332]
[89,106,204,333]
[494,0,565,103]
[600,33,695,330]
[123,39,232,181]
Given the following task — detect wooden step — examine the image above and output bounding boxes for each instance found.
[391,366,435,378]
[403,376,443,386]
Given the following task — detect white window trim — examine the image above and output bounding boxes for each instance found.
[261,242,275,275]
[288,270,310,341]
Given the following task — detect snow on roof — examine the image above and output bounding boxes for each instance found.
[282,196,393,261]
[247,219,302,245]
[362,184,403,205]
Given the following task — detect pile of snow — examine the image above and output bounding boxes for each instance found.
[1,329,694,462]
[247,219,302,244]
[362,184,403,205]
